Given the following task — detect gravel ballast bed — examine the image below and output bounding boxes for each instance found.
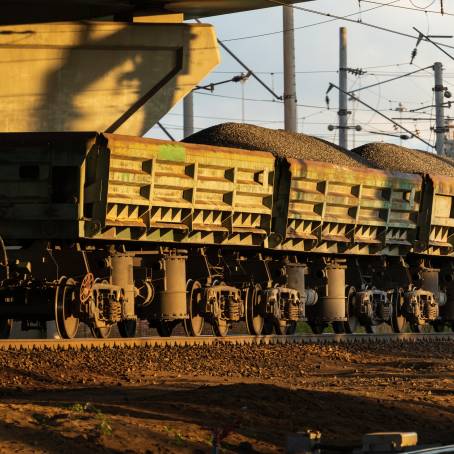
[184,122,373,168]
[352,142,454,177]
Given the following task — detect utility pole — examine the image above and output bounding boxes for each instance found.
[434,62,446,155]
[283,6,297,132]
[339,27,348,149]
[183,91,194,138]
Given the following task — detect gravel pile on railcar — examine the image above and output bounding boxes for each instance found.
[184,122,372,168]
[352,142,454,177]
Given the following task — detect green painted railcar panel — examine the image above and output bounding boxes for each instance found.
[1,131,454,260]
[90,133,275,247]
[276,159,422,256]
[417,174,454,255]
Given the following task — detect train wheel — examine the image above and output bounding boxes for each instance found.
[183,280,204,337]
[391,288,408,333]
[91,326,111,338]
[212,319,229,337]
[332,322,345,334]
[118,319,137,338]
[55,277,80,339]
[344,316,360,333]
[156,321,176,337]
[0,319,12,339]
[343,287,359,333]
[246,284,264,335]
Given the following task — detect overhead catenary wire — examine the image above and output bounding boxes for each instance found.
[174,3,448,149]
[360,0,452,16]
[265,0,454,52]
[328,82,434,148]
[413,27,454,62]
[195,18,282,101]
[220,0,401,42]
[194,91,384,112]
[349,65,433,94]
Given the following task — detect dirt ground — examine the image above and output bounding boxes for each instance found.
[0,340,453,453]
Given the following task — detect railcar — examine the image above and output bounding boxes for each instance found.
[0,132,452,339]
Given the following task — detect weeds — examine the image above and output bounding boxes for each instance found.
[67,402,113,436]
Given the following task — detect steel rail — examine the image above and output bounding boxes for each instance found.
[0,332,453,351]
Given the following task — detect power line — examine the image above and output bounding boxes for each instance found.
[265,0,454,52]
[195,18,282,101]
[212,63,418,75]
[349,65,433,93]
[413,27,454,62]
[327,82,434,148]
[409,0,437,9]
[195,91,439,114]
[360,0,453,16]
[166,112,414,126]
[220,0,401,42]
[194,91,379,111]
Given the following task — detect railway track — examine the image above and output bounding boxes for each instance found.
[2,332,453,351]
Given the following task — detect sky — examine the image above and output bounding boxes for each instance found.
[146,0,454,152]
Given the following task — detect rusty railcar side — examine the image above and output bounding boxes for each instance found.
[272,158,423,256]
[0,132,97,240]
[0,132,276,248]
[416,174,454,256]
[92,134,275,248]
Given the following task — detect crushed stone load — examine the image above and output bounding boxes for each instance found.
[183,122,373,168]
[352,142,454,177]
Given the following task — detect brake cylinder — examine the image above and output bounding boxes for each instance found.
[111,254,135,319]
[159,255,187,320]
[421,268,446,306]
[321,264,347,322]
[286,263,317,306]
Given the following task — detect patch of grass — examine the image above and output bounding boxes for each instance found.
[65,402,113,437]
[174,432,185,446]
[96,415,113,436]
[68,403,85,413]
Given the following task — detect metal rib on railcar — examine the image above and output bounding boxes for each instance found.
[272,158,422,256]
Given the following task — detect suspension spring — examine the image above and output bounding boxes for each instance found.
[425,300,439,321]
[105,300,122,322]
[284,300,299,321]
[378,301,392,321]
[226,297,241,321]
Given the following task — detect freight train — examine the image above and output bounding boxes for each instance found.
[0,131,452,339]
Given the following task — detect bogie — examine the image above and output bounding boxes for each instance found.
[0,132,453,339]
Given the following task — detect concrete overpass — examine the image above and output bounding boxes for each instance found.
[0,0,311,134]
[0,0,311,24]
